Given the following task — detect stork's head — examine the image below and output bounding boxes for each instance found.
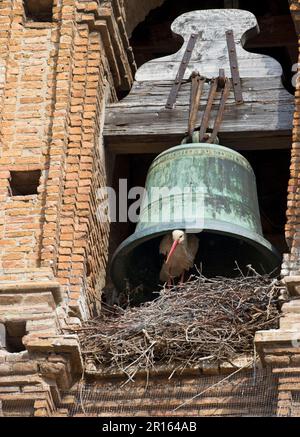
[166,230,185,264]
[172,230,185,243]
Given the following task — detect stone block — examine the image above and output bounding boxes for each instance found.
[11,362,37,374]
[0,386,20,393]
[0,364,13,375]
[282,300,300,313]
[264,355,291,366]
[34,408,48,417]
[291,354,300,365]
[284,276,300,297]
[202,362,219,375]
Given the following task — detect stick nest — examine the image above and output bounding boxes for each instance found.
[75,274,281,379]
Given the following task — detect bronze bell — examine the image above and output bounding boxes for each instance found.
[110,142,281,293]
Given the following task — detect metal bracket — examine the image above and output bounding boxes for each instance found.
[198,78,218,141]
[217,68,226,90]
[226,29,244,105]
[208,78,231,143]
[188,72,206,137]
[165,33,201,110]
[190,69,231,143]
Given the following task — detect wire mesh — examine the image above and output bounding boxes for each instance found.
[5,369,300,417]
[62,369,279,417]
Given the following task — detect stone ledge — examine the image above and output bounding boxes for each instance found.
[273,367,300,373]
[255,329,300,346]
[23,334,83,376]
[84,354,254,381]
[0,281,62,305]
[22,22,56,29]
[0,374,42,387]
[282,300,300,313]
[255,329,300,366]
[283,276,300,297]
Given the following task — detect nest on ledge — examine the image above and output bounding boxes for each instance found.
[75,272,281,381]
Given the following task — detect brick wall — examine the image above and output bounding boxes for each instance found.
[0,0,119,416]
[0,0,135,417]
[55,26,112,319]
[284,0,300,275]
[0,0,59,270]
[59,366,278,417]
[49,0,133,318]
[84,104,110,317]
[254,328,300,417]
[0,0,132,318]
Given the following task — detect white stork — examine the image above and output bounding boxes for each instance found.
[159,230,199,284]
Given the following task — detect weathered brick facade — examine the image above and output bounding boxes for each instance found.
[0,0,134,416]
[285,1,300,271]
[0,0,300,417]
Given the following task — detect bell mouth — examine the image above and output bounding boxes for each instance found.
[110,220,281,295]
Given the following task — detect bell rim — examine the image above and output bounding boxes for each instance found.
[110,220,281,292]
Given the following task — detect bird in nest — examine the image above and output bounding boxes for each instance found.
[159,230,199,285]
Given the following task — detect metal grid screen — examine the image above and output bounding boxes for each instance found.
[62,369,279,417]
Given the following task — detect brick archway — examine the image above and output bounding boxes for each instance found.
[123,0,165,36]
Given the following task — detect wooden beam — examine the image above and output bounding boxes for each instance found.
[104,78,294,153]
[104,132,292,155]
[224,0,239,8]
[135,10,283,82]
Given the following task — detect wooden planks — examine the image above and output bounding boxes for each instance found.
[135,10,283,81]
[103,9,294,154]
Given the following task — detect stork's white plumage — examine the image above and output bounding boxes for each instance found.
[159,230,199,283]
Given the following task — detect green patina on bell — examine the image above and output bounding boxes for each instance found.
[110,142,281,293]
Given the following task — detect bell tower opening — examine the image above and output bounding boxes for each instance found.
[4,321,27,353]
[103,0,296,305]
[104,147,290,305]
[9,170,41,197]
[23,0,54,23]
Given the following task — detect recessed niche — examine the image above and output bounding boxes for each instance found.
[9,170,41,197]
[5,321,27,353]
[23,0,53,23]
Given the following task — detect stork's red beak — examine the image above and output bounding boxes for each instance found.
[166,240,179,264]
